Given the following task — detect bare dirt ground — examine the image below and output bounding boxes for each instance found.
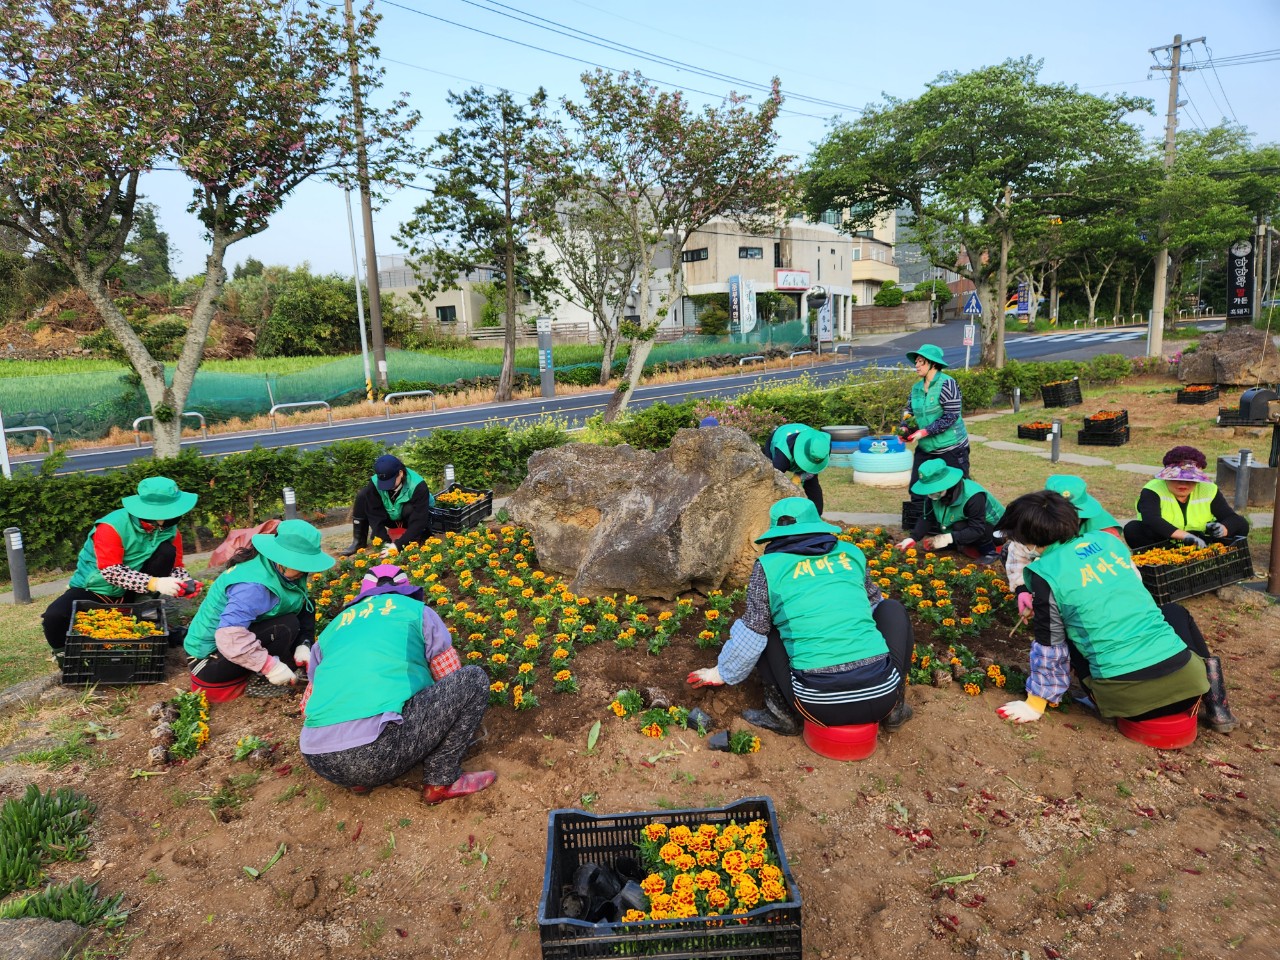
[4,568,1277,960]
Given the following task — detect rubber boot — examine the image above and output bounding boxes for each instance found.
[881,695,913,731]
[1202,656,1238,733]
[337,519,368,558]
[742,681,803,737]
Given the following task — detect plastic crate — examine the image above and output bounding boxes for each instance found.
[62,600,168,686]
[901,499,924,532]
[1042,378,1083,408]
[428,483,494,532]
[1215,409,1272,427]
[1215,538,1255,589]
[1081,409,1128,432]
[1077,426,1129,446]
[1133,540,1252,605]
[1176,386,1218,405]
[537,797,802,960]
[1016,424,1053,440]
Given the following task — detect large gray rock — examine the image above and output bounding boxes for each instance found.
[1178,327,1280,385]
[508,427,796,599]
[0,919,90,960]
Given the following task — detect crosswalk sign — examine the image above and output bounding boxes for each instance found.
[962,292,982,316]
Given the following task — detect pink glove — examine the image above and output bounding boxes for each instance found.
[895,538,916,551]
[997,700,1043,723]
[687,667,724,688]
[263,658,297,686]
[1016,592,1034,617]
[907,429,929,442]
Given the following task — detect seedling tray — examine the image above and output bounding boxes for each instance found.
[1042,378,1083,408]
[901,499,924,532]
[1134,539,1254,605]
[428,483,494,533]
[1081,409,1128,433]
[1216,408,1272,427]
[1176,386,1218,405]
[1017,424,1053,440]
[537,797,802,960]
[62,599,168,686]
[1077,426,1129,446]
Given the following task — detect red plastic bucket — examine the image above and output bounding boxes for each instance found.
[1117,710,1198,749]
[802,720,879,761]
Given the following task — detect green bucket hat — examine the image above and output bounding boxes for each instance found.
[792,428,832,474]
[252,519,336,573]
[910,459,964,496]
[905,343,948,369]
[1044,475,1103,520]
[121,476,198,521]
[755,497,841,543]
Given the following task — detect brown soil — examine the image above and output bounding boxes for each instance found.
[6,574,1278,960]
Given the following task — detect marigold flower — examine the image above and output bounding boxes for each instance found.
[705,609,720,620]
[610,700,626,717]
[641,723,664,739]
[669,826,692,845]
[964,682,981,696]
[643,823,667,842]
[518,662,533,675]
[659,843,683,865]
[490,653,507,665]
[489,681,506,693]
[552,647,570,660]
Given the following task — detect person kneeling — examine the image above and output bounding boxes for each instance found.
[995,490,1237,734]
[339,454,434,557]
[897,459,1003,564]
[687,497,914,735]
[300,564,495,804]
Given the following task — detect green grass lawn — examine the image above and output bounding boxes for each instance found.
[0,601,54,688]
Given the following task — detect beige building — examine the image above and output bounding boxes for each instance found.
[848,211,900,308]
[377,255,509,337]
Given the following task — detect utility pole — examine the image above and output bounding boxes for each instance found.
[344,0,388,391]
[1147,34,1203,357]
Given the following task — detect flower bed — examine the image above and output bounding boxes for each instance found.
[62,600,168,686]
[1016,421,1054,441]
[538,797,802,960]
[1176,385,1218,405]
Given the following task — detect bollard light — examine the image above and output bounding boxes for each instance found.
[444,463,456,487]
[1234,449,1252,513]
[5,526,31,605]
[1012,386,1021,414]
[1050,419,1061,465]
[282,486,297,521]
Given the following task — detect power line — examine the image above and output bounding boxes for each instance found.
[373,0,838,121]
[1199,42,1239,124]
[1184,48,1227,123]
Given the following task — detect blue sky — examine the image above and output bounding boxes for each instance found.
[140,0,1280,278]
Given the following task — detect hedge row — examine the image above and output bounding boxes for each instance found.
[0,354,1147,577]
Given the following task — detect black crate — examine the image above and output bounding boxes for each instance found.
[1133,539,1253,605]
[1081,410,1128,433]
[901,499,924,531]
[429,484,494,533]
[1042,378,1083,408]
[62,600,168,686]
[1215,538,1255,589]
[1176,386,1218,405]
[1017,424,1054,440]
[1077,426,1129,446]
[1216,408,1272,427]
[538,797,802,960]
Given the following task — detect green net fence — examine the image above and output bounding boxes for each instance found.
[0,326,809,442]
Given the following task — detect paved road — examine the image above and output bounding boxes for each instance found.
[15,322,1151,476]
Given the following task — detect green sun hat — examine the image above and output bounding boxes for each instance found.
[252,519,336,573]
[905,343,948,369]
[1044,475,1103,519]
[755,497,841,543]
[121,476,198,521]
[792,428,832,474]
[910,459,964,496]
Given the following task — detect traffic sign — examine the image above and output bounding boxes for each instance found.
[963,324,976,346]
[962,292,982,315]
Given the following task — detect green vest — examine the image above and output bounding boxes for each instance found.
[910,373,967,452]
[303,594,433,727]
[930,479,1003,531]
[184,554,311,659]
[1080,507,1122,535]
[374,468,427,522]
[69,508,179,598]
[757,542,886,671]
[1027,533,1186,679]
[1137,479,1216,532]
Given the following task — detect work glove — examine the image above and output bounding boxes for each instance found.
[687,667,724,688]
[1204,522,1227,539]
[907,429,929,442]
[293,645,311,667]
[175,579,203,599]
[997,700,1043,724]
[381,544,400,558]
[1181,533,1207,550]
[263,658,297,686]
[149,576,184,598]
[1016,591,1034,617]
[895,538,916,551]
[928,533,954,549]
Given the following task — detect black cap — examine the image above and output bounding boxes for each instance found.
[374,454,404,490]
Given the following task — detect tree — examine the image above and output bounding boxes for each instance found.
[0,0,417,456]
[873,280,904,306]
[561,71,794,419]
[397,87,563,403]
[115,202,174,292]
[233,257,265,281]
[905,279,952,306]
[803,58,1149,366]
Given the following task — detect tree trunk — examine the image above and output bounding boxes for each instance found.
[1112,283,1122,324]
[601,335,654,422]
[496,243,517,402]
[598,321,618,385]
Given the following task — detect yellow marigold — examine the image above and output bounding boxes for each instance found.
[699,630,715,641]
[960,617,973,626]
[610,700,626,717]
[659,843,683,865]
[641,723,664,739]
[512,685,524,708]
[518,662,533,674]
[695,869,721,890]
[643,823,668,842]
[696,848,719,867]
[466,651,483,661]
[490,681,506,693]
[722,850,748,876]
[523,637,540,650]
[964,682,981,696]
[708,888,730,911]
[490,653,507,665]
[552,647,570,660]
[621,909,646,923]
[554,670,572,683]
[668,825,692,844]
[658,611,673,621]
[942,618,956,627]
[705,610,720,621]
[918,599,933,609]
[920,655,931,669]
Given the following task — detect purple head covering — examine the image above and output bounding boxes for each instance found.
[1155,463,1211,483]
[356,563,425,601]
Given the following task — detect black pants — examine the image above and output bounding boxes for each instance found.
[758,599,914,725]
[908,444,971,502]
[187,613,303,699]
[1067,603,1209,720]
[42,542,176,651]
[352,485,432,548]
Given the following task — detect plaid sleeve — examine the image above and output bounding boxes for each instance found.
[429,646,462,681]
[1003,540,1036,592]
[1025,638,1069,705]
[717,619,768,686]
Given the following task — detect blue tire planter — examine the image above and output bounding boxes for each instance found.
[850,449,915,473]
[858,435,906,454]
[853,468,912,488]
[829,452,858,469]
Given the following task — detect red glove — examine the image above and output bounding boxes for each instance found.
[687,667,724,688]
[907,429,929,442]
[176,579,204,599]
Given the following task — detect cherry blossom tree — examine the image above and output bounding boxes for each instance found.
[0,0,418,456]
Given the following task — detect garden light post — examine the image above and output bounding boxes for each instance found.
[1012,387,1021,414]
[1050,419,1061,464]
[1232,450,1251,513]
[283,487,298,521]
[445,463,455,486]
[5,527,31,604]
